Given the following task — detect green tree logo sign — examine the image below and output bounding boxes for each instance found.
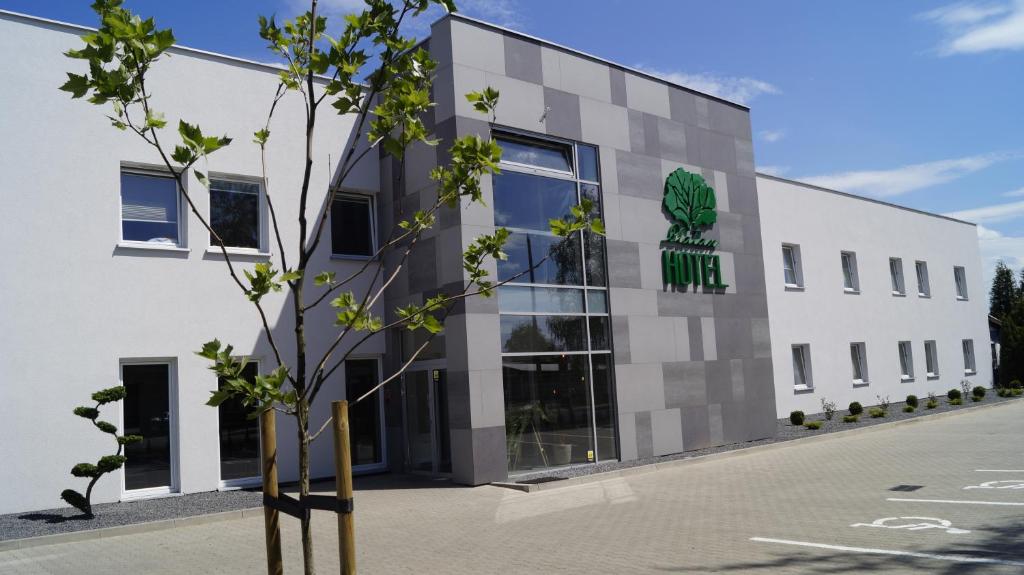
[663,168,717,245]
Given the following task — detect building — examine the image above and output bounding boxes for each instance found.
[0,9,989,515]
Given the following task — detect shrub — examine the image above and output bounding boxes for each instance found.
[972,385,986,399]
[906,394,918,408]
[925,400,938,409]
[804,420,822,430]
[876,395,891,411]
[903,405,915,413]
[947,388,962,400]
[843,415,859,423]
[971,395,982,402]
[869,407,887,418]
[1011,380,1023,390]
[848,401,864,416]
[950,398,963,405]
[790,410,805,425]
[1013,388,1023,396]
[997,388,1010,397]
[821,398,837,420]
[961,379,972,399]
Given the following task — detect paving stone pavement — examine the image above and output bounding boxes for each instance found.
[2,401,1022,574]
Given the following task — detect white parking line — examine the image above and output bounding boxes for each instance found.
[887,497,1024,507]
[976,469,1024,472]
[750,537,1024,567]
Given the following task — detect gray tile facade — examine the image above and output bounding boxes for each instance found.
[385,15,775,486]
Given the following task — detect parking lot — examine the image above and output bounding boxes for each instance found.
[1,399,1021,574]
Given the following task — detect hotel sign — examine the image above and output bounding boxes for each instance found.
[661,168,729,290]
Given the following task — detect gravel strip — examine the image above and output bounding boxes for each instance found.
[511,393,1022,484]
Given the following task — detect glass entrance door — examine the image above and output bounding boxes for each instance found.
[345,359,385,471]
[403,369,451,474]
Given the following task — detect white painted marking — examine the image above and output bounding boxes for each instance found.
[975,469,1024,472]
[750,537,1024,567]
[963,480,1024,490]
[850,516,969,534]
[888,497,1024,507]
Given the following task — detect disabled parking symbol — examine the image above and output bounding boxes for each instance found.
[963,480,1024,490]
[850,517,970,535]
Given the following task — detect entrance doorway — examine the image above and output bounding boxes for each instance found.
[402,369,451,474]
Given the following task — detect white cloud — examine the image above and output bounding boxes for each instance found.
[635,66,780,105]
[945,199,1024,224]
[921,1,1024,54]
[1002,187,1024,197]
[759,130,785,143]
[283,0,520,35]
[757,165,790,177]
[798,153,1009,197]
[976,225,1024,291]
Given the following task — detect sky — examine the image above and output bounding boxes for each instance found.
[4,0,1023,293]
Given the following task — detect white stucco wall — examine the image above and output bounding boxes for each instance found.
[0,12,380,514]
[757,175,992,417]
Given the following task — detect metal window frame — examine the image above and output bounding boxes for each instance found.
[119,165,184,247]
[331,192,378,259]
[208,173,266,252]
[119,358,181,500]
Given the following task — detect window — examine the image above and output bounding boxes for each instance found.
[121,170,180,245]
[841,251,859,292]
[331,194,375,257]
[898,341,914,380]
[925,340,939,378]
[850,342,868,385]
[346,359,385,468]
[915,261,931,297]
[210,178,261,250]
[218,362,260,484]
[122,362,175,494]
[782,244,803,288]
[962,339,976,374]
[889,257,905,295]
[954,266,968,300]
[792,344,812,389]
[495,134,573,173]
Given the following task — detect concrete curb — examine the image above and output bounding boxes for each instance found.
[0,507,263,552]
[492,398,1022,494]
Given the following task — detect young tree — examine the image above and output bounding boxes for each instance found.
[1000,299,1024,388]
[61,1,601,572]
[990,260,1017,320]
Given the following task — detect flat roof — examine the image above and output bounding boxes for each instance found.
[756,172,977,227]
[437,13,750,112]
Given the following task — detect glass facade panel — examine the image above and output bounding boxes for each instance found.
[493,172,578,231]
[591,354,617,461]
[123,364,172,491]
[495,136,573,172]
[498,286,584,314]
[503,355,594,473]
[210,179,260,249]
[577,145,599,182]
[586,290,608,313]
[588,316,610,351]
[218,363,260,481]
[345,359,382,466]
[498,232,583,285]
[500,315,588,353]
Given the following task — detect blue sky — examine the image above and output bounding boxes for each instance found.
[5,0,1023,290]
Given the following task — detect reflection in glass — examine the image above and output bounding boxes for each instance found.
[585,231,608,287]
[503,355,594,472]
[577,145,599,182]
[586,290,608,313]
[498,232,582,285]
[121,172,178,244]
[591,354,618,461]
[494,172,577,231]
[498,286,584,314]
[495,136,573,172]
[346,359,382,466]
[123,364,171,490]
[501,315,587,353]
[210,179,260,249]
[218,363,260,481]
[588,316,610,351]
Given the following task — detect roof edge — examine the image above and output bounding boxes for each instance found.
[436,12,750,112]
[755,172,978,227]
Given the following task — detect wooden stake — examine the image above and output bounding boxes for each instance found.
[260,409,284,575]
[332,400,356,574]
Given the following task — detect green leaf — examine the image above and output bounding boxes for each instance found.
[197,339,222,360]
[59,73,90,98]
[195,170,209,188]
[91,386,127,404]
[95,421,118,434]
[73,406,100,420]
[206,387,233,407]
[314,271,336,286]
[253,128,270,145]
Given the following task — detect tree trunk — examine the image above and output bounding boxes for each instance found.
[298,402,315,575]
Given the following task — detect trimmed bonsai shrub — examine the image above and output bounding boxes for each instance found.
[950,398,963,405]
[869,407,887,418]
[848,401,864,416]
[972,385,986,399]
[820,398,837,420]
[903,405,915,413]
[790,410,805,425]
[62,386,142,516]
[804,420,822,430]
[906,394,918,408]
[947,388,962,401]
[843,414,859,423]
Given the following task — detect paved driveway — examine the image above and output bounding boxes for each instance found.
[3,401,1022,574]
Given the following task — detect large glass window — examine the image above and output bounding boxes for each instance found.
[494,131,614,473]
[210,178,261,249]
[332,194,375,257]
[346,359,384,467]
[218,363,260,482]
[122,363,173,492]
[120,171,179,245]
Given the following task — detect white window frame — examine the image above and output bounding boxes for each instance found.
[331,192,378,260]
[898,341,914,381]
[962,339,976,374]
[889,257,906,296]
[217,359,263,490]
[782,244,804,289]
[118,164,187,251]
[792,344,813,390]
[924,340,939,378]
[207,174,268,255]
[841,251,860,293]
[850,342,869,386]
[954,266,969,300]
[915,261,931,298]
[119,358,181,501]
